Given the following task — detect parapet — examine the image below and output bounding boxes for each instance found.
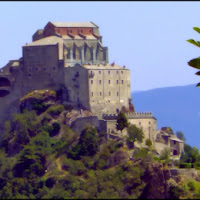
[102,112,153,120]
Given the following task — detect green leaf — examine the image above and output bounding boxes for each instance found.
[195,71,200,75]
[196,82,200,87]
[188,57,200,69]
[193,27,200,34]
[187,39,200,48]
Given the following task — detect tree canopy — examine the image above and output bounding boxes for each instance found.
[116,111,129,132]
[126,124,144,149]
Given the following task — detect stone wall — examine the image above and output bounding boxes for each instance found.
[70,116,106,135]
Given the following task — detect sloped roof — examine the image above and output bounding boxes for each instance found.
[82,63,128,70]
[51,22,97,28]
[24,36,63,47]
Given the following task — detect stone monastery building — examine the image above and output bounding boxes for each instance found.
[0,21,184,158]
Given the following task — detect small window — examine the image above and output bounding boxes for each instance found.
[99,80,101,84]
[99,71,101,74]
[117,92,119,96]
[89,29,92,33]
[108,128,110,133]
[29,68,31,72]
[43,68,46,71]
[100,92,102,96]
[139,122,141,125]
[108,71,110,74]
[174,141,176,145]
[149,121,151,124]
[121,71,123,74]
[58,30,60,33]
[109,91,111,96]
[108,80,110,84]
[81,30,83,33]
[49,73,51,77]
[121,80,124,84]
[108,100,110,103]
[77,97,79,102]
[70,30,72,33]
[116,80,119,84]
[35,68,38,71]
[91,80,93,84]
[53,67,56,70]
[91,92,93,96]
[116,71,118,74]
[28,74,31,77]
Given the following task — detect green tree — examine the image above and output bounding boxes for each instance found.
[145,138,152,148]
[160,147,171,160]
[79,126,99,157]
[68,126,99,159]
[126,125,144,148]
[187,27,200,86]
[116,111,129,133]
[176,131,186,141]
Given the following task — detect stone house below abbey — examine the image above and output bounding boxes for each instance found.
[0,21,184,158]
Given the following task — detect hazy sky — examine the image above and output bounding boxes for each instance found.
[1,1,200,91]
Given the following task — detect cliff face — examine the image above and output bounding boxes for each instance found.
[140,162,200,199]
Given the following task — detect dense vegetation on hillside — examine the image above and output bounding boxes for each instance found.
[0,89,200,199]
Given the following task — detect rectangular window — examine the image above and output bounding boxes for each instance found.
[116,71,118,74]
[109,91,111,96]
[43,68,46,71]
[100,92,102,96]
[99,71,101,74]
[174,141,176,145]
[91,92,93,96]
[108,71,110,74]
[121,80,124,84]
[28,74,31,77]
[35,68,38,71]
[116,80,118,84]
[53,67,56,70]
[108,80,110,84]
[91,80,93,84]
[117,92,119,96]
[121,71,123,74]
[99,80,101,84]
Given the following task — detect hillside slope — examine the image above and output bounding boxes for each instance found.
[132,84,200,149]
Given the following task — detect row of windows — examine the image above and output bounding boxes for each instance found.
[28,73,52,77]
[57,29,92,34]
[90,70,124,75]
[28,67,56,72]
[91,80,124,84]
[91,91,119,96]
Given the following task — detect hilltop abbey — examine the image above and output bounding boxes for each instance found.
[0,22,184,158]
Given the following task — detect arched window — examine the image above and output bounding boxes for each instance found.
[0,77,10,87]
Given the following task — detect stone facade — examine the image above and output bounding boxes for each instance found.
[0,21,184,158]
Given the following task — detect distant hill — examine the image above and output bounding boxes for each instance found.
[132,84,200,150]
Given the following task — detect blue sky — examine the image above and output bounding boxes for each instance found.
[1,1,200,91]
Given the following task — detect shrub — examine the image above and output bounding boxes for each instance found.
[41,114,51,125]
[188,181,195,191]
[180,163,192,168]
[193,162,200,170]
[47,105,65,116]
[145,138,152,147]
[160,147,170,160]
[31,99,49,114]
